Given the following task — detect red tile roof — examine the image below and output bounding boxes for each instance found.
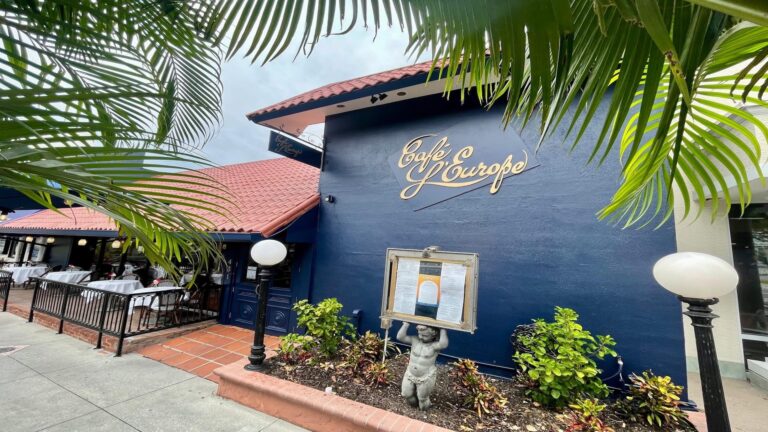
[0,158,319,237]
[246,60,435,120]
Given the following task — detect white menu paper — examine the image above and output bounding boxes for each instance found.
[435,263,467,323]
[392,258,419,314]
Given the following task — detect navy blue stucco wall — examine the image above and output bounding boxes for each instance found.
[311,92,686,386]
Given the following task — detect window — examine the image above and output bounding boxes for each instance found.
[30,245,45,262]
[729,206,768,362]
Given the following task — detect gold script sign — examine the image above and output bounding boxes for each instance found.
[396,134,529,200]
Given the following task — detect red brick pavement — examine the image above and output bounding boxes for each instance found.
[138,324,279,382]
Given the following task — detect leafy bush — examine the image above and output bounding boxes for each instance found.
[293,298,355,357]
[277,333,316,364]
[614,371,687,429]
[362,361,391,386]
[452,359,508,417]
[339,331,398,386]
[513,307,617,407]
[340,331,393,371]
[567,398,614,432]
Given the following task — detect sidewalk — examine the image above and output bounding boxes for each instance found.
[0,313,307,432]
[687,372,768,432]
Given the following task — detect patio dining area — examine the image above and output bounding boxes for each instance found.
[17,275,222,355]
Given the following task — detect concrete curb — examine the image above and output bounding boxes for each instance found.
[214,359,452,432]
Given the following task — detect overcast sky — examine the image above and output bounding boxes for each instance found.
[200,27,419,166]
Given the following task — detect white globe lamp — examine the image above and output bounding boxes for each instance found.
[653,252,738,299]
[249,239,288,267]
[653,251,737,431]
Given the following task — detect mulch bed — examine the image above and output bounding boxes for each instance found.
[262,353,696,432]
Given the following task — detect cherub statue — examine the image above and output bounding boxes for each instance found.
[397,322,449,410]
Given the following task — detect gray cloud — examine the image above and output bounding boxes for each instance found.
[202,27,419,165]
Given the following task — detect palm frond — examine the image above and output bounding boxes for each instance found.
[1,0,227,274]
[203,0,768,227]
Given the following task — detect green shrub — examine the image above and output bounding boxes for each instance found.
[362,361,391,386]
[452,359,508,417]
[339,331,398,386]
[567,398,614,432]
[293,298,355,356]
[277,333,316,364]
[340,331,393,372]
[614,371,687,429]
[513,307,617,407]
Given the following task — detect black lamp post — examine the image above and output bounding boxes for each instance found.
[245,239,287,371]
[653,252,739,432]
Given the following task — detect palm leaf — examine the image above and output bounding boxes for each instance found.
[202,0,768,227]
[1,0,227,275]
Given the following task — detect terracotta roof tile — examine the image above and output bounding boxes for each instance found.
[0,158,319,237]
[246,60,435,120]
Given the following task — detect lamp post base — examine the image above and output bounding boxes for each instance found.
[679,296,731,432]
[244,344,266,371]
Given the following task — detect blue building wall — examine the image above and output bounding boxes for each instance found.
[311,92,686,387]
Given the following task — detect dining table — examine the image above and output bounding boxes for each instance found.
[86,279,144,294]
[44,270,91,285]
[82,279,144,303]
[7,265,48,284]
[127,286,186,315]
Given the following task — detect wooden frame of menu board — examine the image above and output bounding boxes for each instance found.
[380,248,479,333]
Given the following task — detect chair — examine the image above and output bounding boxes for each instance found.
[179,283,219,320]
[150,266,168,280]
[138,290,182,328]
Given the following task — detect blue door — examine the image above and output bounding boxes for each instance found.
[221,243,294,335]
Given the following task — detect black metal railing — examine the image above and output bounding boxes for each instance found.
[28,277,221,355]
[0,270,11,312]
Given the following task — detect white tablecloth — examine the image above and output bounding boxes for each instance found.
[82,280,144,302]
[8,266,47,284]
[127,287,185,315]
[45,271,91,285]
[87,280,144,294]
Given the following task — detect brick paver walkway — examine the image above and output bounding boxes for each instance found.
[137,324,280,382]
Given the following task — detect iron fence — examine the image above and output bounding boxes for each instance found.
[0,270,11,312]
[28,277,221,355]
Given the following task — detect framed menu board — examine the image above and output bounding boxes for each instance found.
[380,248,479,333]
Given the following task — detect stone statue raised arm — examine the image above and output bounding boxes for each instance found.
[397,322,448,410]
